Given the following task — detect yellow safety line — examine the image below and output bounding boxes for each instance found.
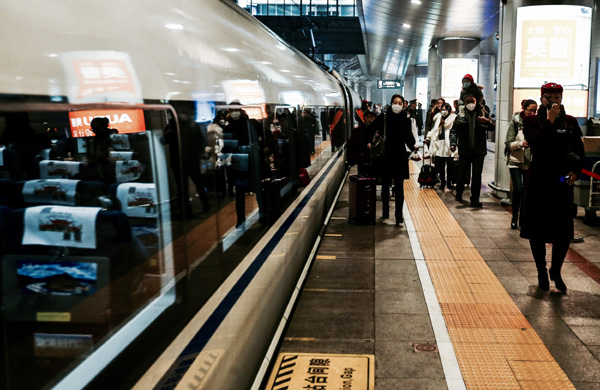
[404,161,575,390]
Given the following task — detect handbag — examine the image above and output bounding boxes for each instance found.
[370,112,386,162]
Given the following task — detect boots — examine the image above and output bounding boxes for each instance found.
[537,269,549,291]
[549,261,567,292]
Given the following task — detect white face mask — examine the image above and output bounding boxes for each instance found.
[466,103,476,111]
[441,110,448,116]
[391,104,402,114]
[230,111,241,120]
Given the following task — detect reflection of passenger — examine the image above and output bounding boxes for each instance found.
[160,103,209,216]
[85,117,116,182]
[299,109,317,158]
[224,106,253,228]
[0,112,51,179]
[207,111,227,198]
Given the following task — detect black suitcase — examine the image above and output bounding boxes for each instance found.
[418,157,438,188]
[348,175,376,225]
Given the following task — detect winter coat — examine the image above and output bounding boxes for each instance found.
[367,107,416,179]
[427,112,456,158]
[449,105,489,156]
[519,110,585,241]
[504,112,531,169]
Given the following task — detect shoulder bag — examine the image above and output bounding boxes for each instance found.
[370,112,386,162]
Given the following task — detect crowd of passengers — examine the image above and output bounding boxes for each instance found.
[347,77,584,293]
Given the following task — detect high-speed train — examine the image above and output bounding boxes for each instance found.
[0,1,361,389]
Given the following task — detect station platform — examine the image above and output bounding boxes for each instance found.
[267,152,600,390]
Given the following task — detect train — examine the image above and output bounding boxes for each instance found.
[0,0,361,389]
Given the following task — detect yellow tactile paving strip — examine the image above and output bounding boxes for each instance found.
[404,162,575,390]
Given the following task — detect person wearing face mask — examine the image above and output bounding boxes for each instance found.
[459,74,483,105]
[425,98,445,138]
[425,103,456,192]
[347,110,376,176]
[520,83,585,292]
[367,94,418,225]
[504,99,536,229]
[449,95,493,207]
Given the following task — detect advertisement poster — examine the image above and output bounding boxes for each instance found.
[22,179,80,206]
[515,5,592,88]
[69,109,146,138]
[441,58,478,99]
[22,206,102,249]
[116,183,158,218]
[39,161,81,179]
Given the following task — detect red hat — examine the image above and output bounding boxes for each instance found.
[541,82,563,94]
[462,74,474,83]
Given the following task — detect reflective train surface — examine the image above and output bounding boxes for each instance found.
[0,1,360,389]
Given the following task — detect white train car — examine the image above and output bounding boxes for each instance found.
[0,0,361,389]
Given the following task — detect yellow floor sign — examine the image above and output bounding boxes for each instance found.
[265,353,375,390]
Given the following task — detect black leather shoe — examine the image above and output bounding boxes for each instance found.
[455,193,462,202]
[470,201,483,208]
[549,269,567,292]
[511,218,518,230]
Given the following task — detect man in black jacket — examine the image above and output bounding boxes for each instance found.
[449,95,493,207]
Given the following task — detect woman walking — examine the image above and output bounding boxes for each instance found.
[425,102,456,192]
[505,99,536,229]
[521,83,584,291]
[368,94,418,225]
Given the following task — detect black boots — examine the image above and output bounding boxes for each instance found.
[549,268,567,292]
[511,217,518,230]
[537,270,549,291]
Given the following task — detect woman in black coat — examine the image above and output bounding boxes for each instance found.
[520,83,585,292]
[367,94,418,225]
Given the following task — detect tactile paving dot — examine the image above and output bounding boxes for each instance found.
[508,361,570,381]
[447,327,498,344]
[484,315,532,329]
[498,343,554,362]
[518,380,576,389]
[491,328,544,344]
[444,313,489,328]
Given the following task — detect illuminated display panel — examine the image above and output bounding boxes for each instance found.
[597,60,600,115]
[441,58,478,100]
[513,89,588,118]
[515,5,592,89]
[68,109,146,137]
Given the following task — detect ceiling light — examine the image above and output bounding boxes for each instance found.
[402,23,411,28]
[165,23,184,30]
[223,48,239,52]
[411,0,422,4]
[398,39,405,43]
[280,69,290,73]
[260,61,272,65]
[394,49,399,53]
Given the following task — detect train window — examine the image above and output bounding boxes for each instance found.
[0,103,178,389]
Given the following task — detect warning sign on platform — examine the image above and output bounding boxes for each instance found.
[265,353,374,390]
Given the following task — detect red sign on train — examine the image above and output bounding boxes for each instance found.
[68,109,146,137]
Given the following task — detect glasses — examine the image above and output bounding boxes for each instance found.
[524,109,536,114]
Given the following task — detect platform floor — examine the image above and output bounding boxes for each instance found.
[276,152,600,390]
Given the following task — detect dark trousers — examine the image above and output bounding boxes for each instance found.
[456,153,485,202]
[435,156,454,188]
[530,238,569,275]
[509,167,527,220]
[381,176,405,219]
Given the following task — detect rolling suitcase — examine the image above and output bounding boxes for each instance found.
[348,174,376,225]
[418,155,438,188]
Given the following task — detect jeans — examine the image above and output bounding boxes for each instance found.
[509,167,527,220]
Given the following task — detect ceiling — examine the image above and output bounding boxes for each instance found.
[359,0,501,79]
